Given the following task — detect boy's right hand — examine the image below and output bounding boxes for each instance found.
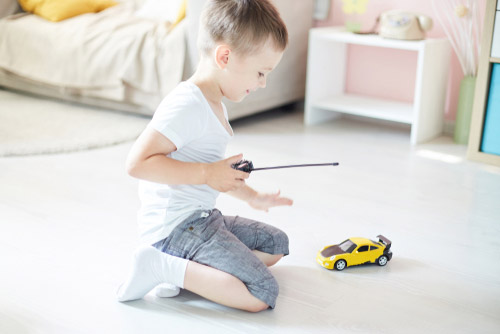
[204,154,249,192]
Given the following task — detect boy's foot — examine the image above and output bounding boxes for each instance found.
[116,246,188,302]
[155,283,181,298]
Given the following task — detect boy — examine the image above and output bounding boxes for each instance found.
[117,0,292,312]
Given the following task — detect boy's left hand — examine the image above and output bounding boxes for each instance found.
[248,190,293,212]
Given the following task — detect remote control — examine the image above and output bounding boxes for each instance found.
[231,159,254,173]
[231,159,339,174]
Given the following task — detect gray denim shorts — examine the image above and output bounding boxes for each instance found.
[152,208,289,308]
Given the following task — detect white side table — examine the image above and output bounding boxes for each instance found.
[304,27,450,144]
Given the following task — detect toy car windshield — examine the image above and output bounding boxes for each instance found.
[339,239,357,252]
[320,240,357,257]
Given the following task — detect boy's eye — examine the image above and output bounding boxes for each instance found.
[258,72,264,78]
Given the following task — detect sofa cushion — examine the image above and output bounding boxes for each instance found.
[17,0,118,22]
[0,2,186,106]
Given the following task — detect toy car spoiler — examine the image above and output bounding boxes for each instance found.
[377,235,391,251]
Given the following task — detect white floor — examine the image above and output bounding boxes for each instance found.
[1,96,500,334]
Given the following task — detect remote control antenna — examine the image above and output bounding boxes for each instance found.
[252,162,339,171]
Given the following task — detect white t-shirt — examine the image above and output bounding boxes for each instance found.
[137,81,233,245]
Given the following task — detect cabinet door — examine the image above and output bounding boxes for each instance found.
[481,63,500,155]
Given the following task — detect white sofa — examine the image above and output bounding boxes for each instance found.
[0,0,314,120]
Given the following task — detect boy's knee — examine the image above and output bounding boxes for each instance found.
[273,229,289,255]
[267,275,280,301]
[249,275,279,310]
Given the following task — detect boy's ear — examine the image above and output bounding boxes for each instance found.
[214,45,231,69]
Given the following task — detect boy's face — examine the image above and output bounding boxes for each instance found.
[220,42,284,102]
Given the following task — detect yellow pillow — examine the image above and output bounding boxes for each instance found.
[171,0,186,27]
[17,0,118,22]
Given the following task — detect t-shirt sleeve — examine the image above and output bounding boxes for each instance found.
[148,94,206,150]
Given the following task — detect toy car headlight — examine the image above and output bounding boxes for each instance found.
[329,256,336,260]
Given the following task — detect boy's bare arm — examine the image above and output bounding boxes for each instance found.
[126,127,248,192]
[228,185,293,212]
[227,184,258,202]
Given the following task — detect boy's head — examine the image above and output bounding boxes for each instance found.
[197,0,288,102]
[198,0,288,57]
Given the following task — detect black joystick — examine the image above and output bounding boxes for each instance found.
[231,159,339,174]
[231,159,254,173]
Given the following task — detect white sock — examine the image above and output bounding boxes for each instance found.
[155,283,181,298]
[116,246,188,302]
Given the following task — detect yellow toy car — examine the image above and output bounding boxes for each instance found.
[316,235,392,271]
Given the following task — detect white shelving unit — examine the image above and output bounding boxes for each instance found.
[305,27,450,144]
[468,0,500,166]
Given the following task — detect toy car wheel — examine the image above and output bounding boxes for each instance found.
[335,260,347,271]
[377,255,388,266]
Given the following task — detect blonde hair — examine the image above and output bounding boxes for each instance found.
[198,0,288,57]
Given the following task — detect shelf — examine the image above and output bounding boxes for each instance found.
[312,27,427,51]
[305,26,450,144]
[313,94,413,124]
[468,0,500,166]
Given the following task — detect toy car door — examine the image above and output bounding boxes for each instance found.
[351,245,370,265]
